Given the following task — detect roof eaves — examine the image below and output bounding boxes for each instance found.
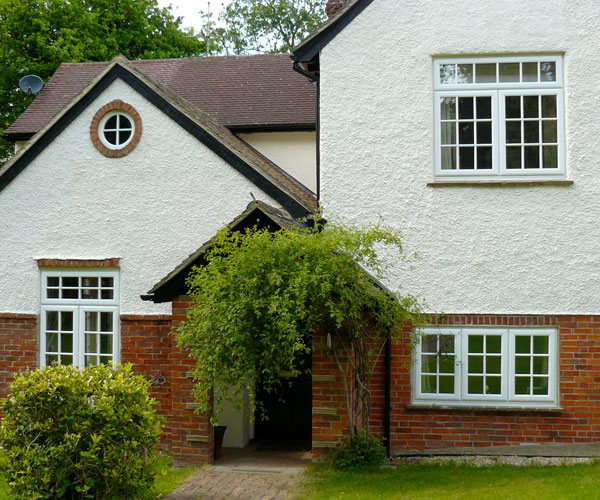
[292,0,376,63]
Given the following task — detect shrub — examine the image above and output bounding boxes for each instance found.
[330,430,387,470]
[0,363,163,499]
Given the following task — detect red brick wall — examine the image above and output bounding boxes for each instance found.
[0,313,38,399]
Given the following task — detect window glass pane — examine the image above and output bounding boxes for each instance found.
[119,115,132,129]
[459,147,474,169]
[46,311,58,331]
[61,311,73,332]
[515,356,530,374]
[119,130,132,144]
[540,62,556,82]
[440,64,456,84]
[522,62,538,82]
[524,121,539,144]
[515,336,530,353]
[468,376,484,394]
[439,355,454,374]
[533,356,548,375]
[524,146,540,168]
[487,376,501,394]
[100,334,112,354]
[486,356,501,374]
[86,334,98,353]
[62,289,79,299]
[542,121,557,143]
[61,333,73,353]
[99,356,112,366]
[533,377,549,395]
[46,332,59,352]
[477,147,493,169]
[105,115,118,129]
[440,335,455,354]
[469,355,484,374]
[468,335,483,353]
[523,96,539,118]
[101,277,114,288]
[82,289,99,299]
[515,376,531,394]
[441,123,456,145]
[506,146,522,169]
[506,122,521,144]
[459,122,474,144]
[499,63,519,82]
[82,277,98,287]
[61,355,73,365]
[422,375,437,393]
[505,96,521,118]
[477,122,492,144]
[441,147,456,170]
[100,312,113,332]
[441,97,456,119]
[422,354,437,373]
[101,290,114,300]
[46,354,58,365]
[86,356,98,367]
[62,277,78,287]
[486,335,501,354]
[533,336,549,354]
[457,64,473,84]
[476,97,492,119]
[47,289,59,299]
[104,131,117,145]
[86,311,98,332]
[543,146,558,168]
[475,63,496,83]
[541,95,557,118]
[439,376,454,394]
[458,97,473,119]
[47,277,59,287]
[422,335,437,353]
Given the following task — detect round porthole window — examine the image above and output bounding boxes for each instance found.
[91,100,142,158]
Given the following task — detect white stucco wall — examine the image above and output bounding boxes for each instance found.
[238,131,317,192]
[320,0,600,315]
[0,78,280,315]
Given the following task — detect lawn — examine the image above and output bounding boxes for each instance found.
[0,452,198,499]
[290,461,600,500]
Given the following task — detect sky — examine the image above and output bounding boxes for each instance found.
[157,0,232,33]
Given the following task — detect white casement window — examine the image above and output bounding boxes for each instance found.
[433,56,565,179]
[40,270,120,367]
[413,327,558,407]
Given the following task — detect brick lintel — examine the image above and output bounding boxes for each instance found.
[37,258,120,268]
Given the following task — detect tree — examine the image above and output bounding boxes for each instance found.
[212,0,327,54]
[0,0,206,163]
[176,219,429,443]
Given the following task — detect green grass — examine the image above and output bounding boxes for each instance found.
[0,452,198,499]
[290,461,600,500]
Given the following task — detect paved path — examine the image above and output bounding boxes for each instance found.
[165,466,301,500]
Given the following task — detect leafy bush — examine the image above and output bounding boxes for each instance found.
[0,363,163,499]
[330,431,387,470]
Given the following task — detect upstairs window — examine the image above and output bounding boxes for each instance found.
[41,270,119,368]
[434,56,564,179]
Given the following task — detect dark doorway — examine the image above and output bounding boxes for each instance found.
[254,349,312,449]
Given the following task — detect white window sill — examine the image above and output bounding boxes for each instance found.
[428,179,573,187]
[407,403,563,413]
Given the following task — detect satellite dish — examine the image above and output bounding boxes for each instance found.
[19,75,44,95]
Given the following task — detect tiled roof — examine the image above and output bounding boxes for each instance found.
[5,54,316,138]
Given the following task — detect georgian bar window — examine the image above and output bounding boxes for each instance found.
[413,327,558,407]
[434,55,565,179]
[40,270,119,367]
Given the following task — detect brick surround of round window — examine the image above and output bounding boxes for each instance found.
[90,100,142,158]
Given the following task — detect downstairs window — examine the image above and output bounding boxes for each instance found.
[413,327,558,407]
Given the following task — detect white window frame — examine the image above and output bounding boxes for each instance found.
[98,111,135,151]
[433,55,565,180]
[413,326,559,408]
[40,270,120,368]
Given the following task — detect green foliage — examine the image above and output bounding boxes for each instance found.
[214,0,327,54]
[0,363,163,499]
[177,219,428,429]
[329,430,387,470]
[0,0,205,163]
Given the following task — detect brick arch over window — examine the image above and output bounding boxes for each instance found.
[90,99,142,158]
